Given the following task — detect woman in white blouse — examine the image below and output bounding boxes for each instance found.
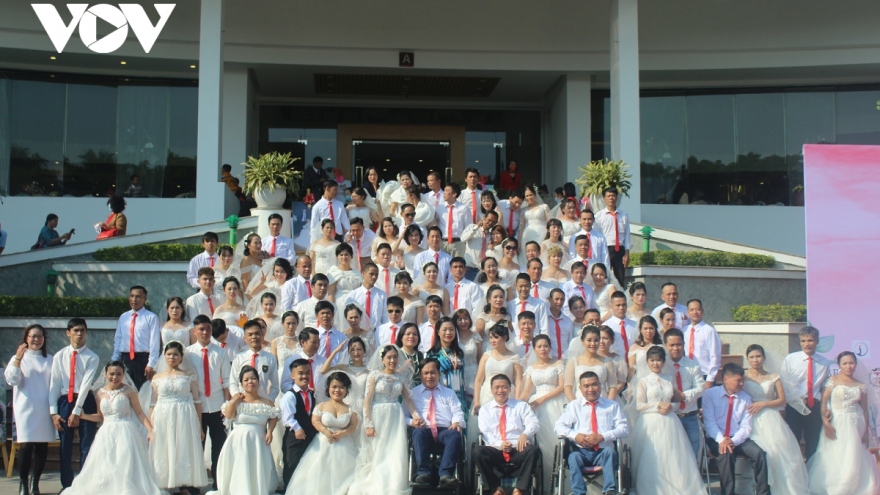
[5,324,54,495]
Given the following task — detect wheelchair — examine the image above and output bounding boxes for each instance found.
[407,426,467,495]
[471,435,543,495]
[550,436,631,495]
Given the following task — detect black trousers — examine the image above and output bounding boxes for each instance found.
[57,393,97,488]
[472,443,539,491]
[707,438,770,495]
[120,352,150,390]
[202,411,226,483]
[785,401,822,460]
[18,442,48,482]
[283,428,315,487]
[607,246,626,287]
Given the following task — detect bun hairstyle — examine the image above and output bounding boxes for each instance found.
[348,336,366,352]
[837,351,857,365]
[163,341,185,355]
[239,365,260,383]
[104,360,126,373]
[746,344,765,357]
[580,324,601,341]
[380,345,399,360]
[325,371,352,398]
[646,346,666,362]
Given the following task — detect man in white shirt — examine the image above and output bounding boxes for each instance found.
[547,289,573,361]
[293,274,335,330]
[229,320,279,400]
[374,243,400,296]
[310,180,350,241]
[281,255,313,311]
[412,227,452,286]
[313,301,347,366]
[187,315,231,489]
[662,328,706,459]
[567,210,610,269]
[261,213,295,264]
[511,312,537,366]
[561,262,595,319]
[780,325,830,459]
[376,296,406,347]
[650,282,690,329]
[507,274,549,338]
[211,319,246,362]
[345,263,388,330]
[407,359,465,487]
[281,328,327,400]
[525,259,555,300]
[496,190,523,237]
[593,188,630,287]
[445,257,482,316]
[279,358,317,486]
[419,296,444,353]
[461,210,498,272]
[473,374,540,495]
[345,217,376,272]
[112,285,161,390]
[682,299,722,386]
[563,235,591,273]
[554,370,630,495]
[49,318,100,490]
[185,267,223,322]
[421,171,445,218]
[186,232,219,288]
[457,168,484,225]
[436,182,471,259]
[602,291,636,357]
[703,363,770,495]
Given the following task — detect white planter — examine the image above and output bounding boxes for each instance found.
[253,185,287,208]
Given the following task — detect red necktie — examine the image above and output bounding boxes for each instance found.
[390,325,398,344]
[129,312,137,360]
[328,202,335,222]
[434,252,439,265]
[434,191,440,206]
[447,205,454,241]
[453,283,460,309]
[308,359,315,390]
[471,191,477,223]
[325,332,332,359]
[724,394,735,437]
[430,323,436,348]
[220,342,226,349]
[532,284,538,298]
[207,296,214,316]
[250,352,258,368]
[524,342,530,354]
[356,240,362,271]
[209,255,214,268]
[428,388,438,440]
[619,320,629,355]
[807,356,815,408]
[68,350,77,403]
[270,237,277,257]
[520,300,526,313]
[688,326,696,360]
[578,286,586,301]
[507,209,514,233]
[610,211,620,251]
[202,348,211,397]
[586,232,592,258]
[481,230,487,254]
[589,400,600,451]
[553,317,563,360]
[384,269,390,294]
[499,404,510,461]
[301,390,311,412]
[365,290,372,319]
[305,280,312,298]
[674,363,684,410]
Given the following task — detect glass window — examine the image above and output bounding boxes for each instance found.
[735,93,786,205]
[465,131,505,185]
[8,80,65,197]
[784,92,834,205]
[65,83,118,197]
[835,90,880,145]
[0,77,10,197]
[165,87,198,198]
[117,86,169,198]
[640,96,685,204]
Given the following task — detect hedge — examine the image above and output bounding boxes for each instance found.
[732,304,807,322]
[0,296,143,318]
[630,251,775,268]
[94,243,225,262]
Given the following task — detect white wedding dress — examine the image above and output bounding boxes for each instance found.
[208,401,280,495]
[64,387,167,495]
[401,298,425,325]
[520,204,550,264]
[525,362,567,494]
[743,375,809,495]
[630,373,706,495]
[807,382,880,495]
[161,326,191,347]
[327,266,363,329]
[149,374,208,490]
[348,371,412,495]
[285,411,358,495]
[564,357,618,400]
[310,241,340,276]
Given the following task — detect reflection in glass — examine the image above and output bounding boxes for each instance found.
[8,80,65,196]
[117,86,169,198]
[0,78,9,196]
[465,131,505,184]
[65,84,117,197]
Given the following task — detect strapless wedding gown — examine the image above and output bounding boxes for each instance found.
[520,205,550,263]
[207,401,280,495]
[310,241,341,276]
[525,363,567,494]
[285,411,358,495]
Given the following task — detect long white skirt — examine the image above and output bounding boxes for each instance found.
[285,429,358,495]
[807,410,880,495]
[208,423,278,495]
[630,410,706,495]
[348,402,411,495]
[150,399,208,489]
[749,408,809,495]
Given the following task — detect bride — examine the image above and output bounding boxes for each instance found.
[212,277,249,335]
[309,219,341,276]
[348,345,423,495]
[236,233,264,292]
[518,185,550,265]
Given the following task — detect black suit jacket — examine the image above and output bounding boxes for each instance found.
[304,166,329,194]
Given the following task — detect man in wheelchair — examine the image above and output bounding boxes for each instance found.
[407,358,465,488]
[554,371,629,495]
[473,374,540,495]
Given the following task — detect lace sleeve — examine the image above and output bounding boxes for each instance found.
[189,373,202,405]
[150,379,159,408]
[362,372,378,429]
[635,379,658,413]
[603,358,618,391]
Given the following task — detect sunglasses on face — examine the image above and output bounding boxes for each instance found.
[504,246,517,251]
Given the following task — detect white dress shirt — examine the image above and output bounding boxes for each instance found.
[683,320,722,382]
[422,189,444,214]
[547,311,574,361]
[112,308,162,368]
[376,265,400,297]
[418,321,439,353]
[348,229,377,265]
[602,315,637,357]
[48,345,100,416]
[345,286,388,329]
[212,331,246,362]
[478,398,540,448]
[458,187,487,225]
[261,234,295,264]
[554,397,630,450]
[529,280,555,300]
[436,201,471,240]
[316,326,348,366]
[661,356,705,414]
[445,278,482,316]
[567,229,610,268]
[407,384,465,427]
[594,208,631,251]
[281,351,327,400]
[185,291,224,323]
[460,224,491,268]
[280,384,315,431]
[650,302,691,329]
[507,297,550,337]
[703,386,753,446]
[780,351,831,404]
[561,280,596,312]
[229,349,279,400]
[293,297,336,331]
[187,250,219,288]
[496,200,521,235]
[310,197,350,239]
[281,275,312,312]
[412,249,452,286]
[186,341,231,413]
[376,321,406,347]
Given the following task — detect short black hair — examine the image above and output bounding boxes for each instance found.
[663,328,684,342]
[67,318,87,331]
[721,362,745,378]
[315,300,335,315]
[202,231,219,243]
[289,358,311,372]
[311,273,329,285]
[445,182,461,197]
[211,319,227,339]
[298,327,319,343]
[313,156,324,164]
[192,314,212,326]
[268,213,283,224]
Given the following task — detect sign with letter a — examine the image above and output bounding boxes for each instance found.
[399,52,414,68]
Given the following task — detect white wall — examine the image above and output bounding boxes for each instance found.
[545,75,591,189]
[0,197,195,254]
[640,204,806,255]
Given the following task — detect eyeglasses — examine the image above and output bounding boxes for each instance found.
[504,246,517,251]
[387,309,402,314]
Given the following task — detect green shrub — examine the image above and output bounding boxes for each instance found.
[0,296,147,317]
[732,304,807,322]
[630,251,775,268]
[94,243,230,262]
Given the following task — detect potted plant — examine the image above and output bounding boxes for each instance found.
[242,152,302,208]
[574,159,632,211]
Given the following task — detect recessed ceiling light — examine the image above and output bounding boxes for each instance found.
[475,160,479,163]
[383,168,388,171]
[190,65,196,69]
[49,74,55,78]
[120,61,127,65]
[327,157,332,161]
[49,56,56,60]
[418,159,423,162]
[386,159,391,162]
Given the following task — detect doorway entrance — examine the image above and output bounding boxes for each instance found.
[352,140,450,186]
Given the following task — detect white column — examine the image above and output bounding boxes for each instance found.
[195,0,226,225]
[610,0,641,220]
[545,74,591,189]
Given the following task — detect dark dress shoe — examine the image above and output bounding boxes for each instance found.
[413,474,431,486]
[604,490,618,495]
[438,475,460,487]
[18,480,29,495]
[29,477,41,495]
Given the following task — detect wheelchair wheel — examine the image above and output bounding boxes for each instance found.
[619,443,632,492]
[550,442,563,495]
